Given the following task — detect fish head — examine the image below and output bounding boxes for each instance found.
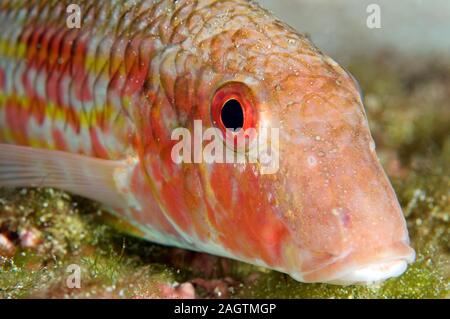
[131,3,414,285]
[185,19,415,285]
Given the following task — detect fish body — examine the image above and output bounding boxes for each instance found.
[0,0,414,284]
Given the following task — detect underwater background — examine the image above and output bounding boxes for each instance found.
[0,0,449,298]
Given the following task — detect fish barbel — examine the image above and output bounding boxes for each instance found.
[0,0,415,284]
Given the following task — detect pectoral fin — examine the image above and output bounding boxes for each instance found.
[0,143,129,210]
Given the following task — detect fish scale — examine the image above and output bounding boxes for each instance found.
[0,0,415,284]
[0,0,280,155]
[0,1,169,156]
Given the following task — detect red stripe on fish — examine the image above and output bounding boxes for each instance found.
[4,97,30,145]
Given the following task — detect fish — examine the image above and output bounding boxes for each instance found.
[0,0,415,284]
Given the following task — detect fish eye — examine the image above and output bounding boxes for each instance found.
[211,82,256,137]
[221,99,244,131]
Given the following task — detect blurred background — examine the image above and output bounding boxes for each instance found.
[258,0,450,62]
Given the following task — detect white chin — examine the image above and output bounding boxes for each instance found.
[327,259,408,285]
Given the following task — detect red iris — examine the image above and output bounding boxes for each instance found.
[211,82,257,147]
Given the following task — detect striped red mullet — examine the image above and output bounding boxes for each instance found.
[0,0,414,284]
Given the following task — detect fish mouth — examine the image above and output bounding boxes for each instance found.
[325,259,409,285]
[297,241,415,285]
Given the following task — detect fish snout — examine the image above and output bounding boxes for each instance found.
[275,120,416,284]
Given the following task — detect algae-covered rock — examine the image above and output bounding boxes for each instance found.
[0,52,449,298]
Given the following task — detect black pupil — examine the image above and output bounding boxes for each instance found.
[221,99,244,131]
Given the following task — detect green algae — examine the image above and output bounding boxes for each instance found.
[0,189,177,298]
[0,52,449,298]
